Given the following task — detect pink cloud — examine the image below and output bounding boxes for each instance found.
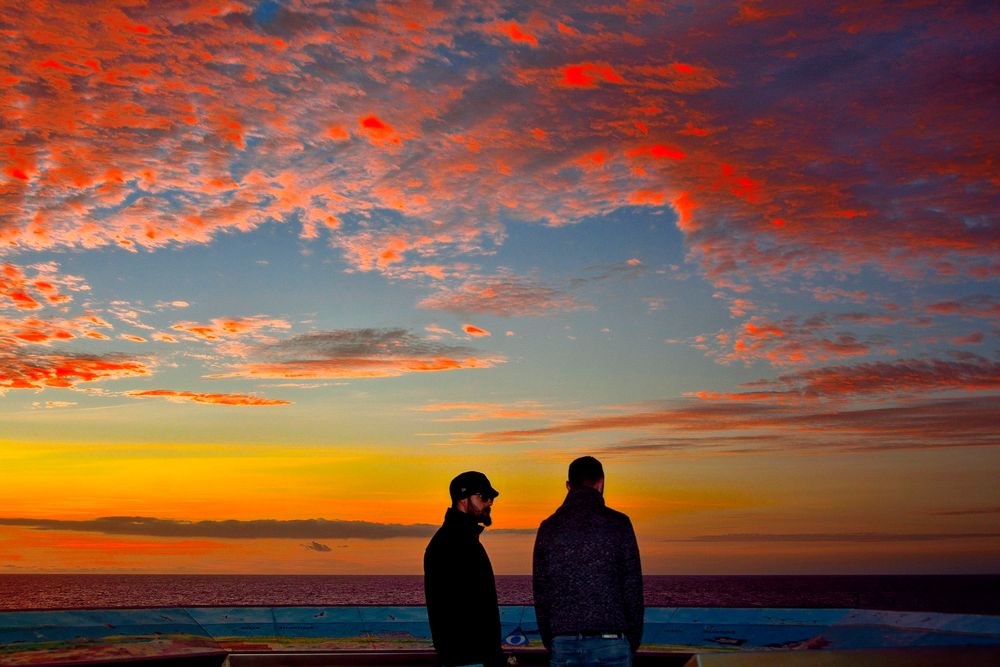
[952,332,984,345]
[927,296,1000,319]
[418,273,586,317]
[809,287,871,304]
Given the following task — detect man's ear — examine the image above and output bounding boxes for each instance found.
[595,478,605,494]
[566,480,571,491]
[456,497,469,513]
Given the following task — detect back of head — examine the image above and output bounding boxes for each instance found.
[568,456,604,489]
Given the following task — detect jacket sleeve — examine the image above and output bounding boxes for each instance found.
[531,525,553,650]
[621,518,644,653]
[426,538,503,666]
[424,542,459,656]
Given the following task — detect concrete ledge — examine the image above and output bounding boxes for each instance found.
[683,645,1000,666]
[224,650,696,667]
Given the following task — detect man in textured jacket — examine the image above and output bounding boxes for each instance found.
[424,471,504,667]
[532,456,643,666]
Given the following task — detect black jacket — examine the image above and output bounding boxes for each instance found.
[424,508,503,667]
[532,487,644,652]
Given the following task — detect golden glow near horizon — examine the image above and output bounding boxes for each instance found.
[2,1,999,575]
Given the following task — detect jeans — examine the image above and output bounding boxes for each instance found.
[550,635,632,667]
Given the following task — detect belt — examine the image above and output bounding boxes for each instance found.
[556,632,623,640]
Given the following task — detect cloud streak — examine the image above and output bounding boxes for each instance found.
[0,516,535,540]
[477,395,1000,455]
[0,516,437,540]
[212,328,502,380]
[128,389,290,407]
[677,532,1000,543]
[701,356,1000,400]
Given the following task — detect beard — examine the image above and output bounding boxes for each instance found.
[475,506,492,526]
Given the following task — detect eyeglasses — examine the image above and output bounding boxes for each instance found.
[473,493,496,502]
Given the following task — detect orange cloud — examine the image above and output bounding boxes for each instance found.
[731,356,1000,400]
[628,62,724,92]
[0,352,151,392]
[0,263,87,311]
[334,228,474,275]
[672,192,698,233]
[560,62,626,87]
[128,389,291,406]
[359,114,402,146]
[325,124,350,141]
[170,316,291,341]
[707,315,896,367]
[626,144,686,161]
[463,324,491,336]
[575,150,608,167]
[33,400,78,409]
[416,401,558,422]
[495,21,538,46]
[629,189,667,206]
[0,0,994,293]
[0,314,112,346]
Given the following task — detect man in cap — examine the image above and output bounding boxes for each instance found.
[424,471,504,667]
[532,456,643,666]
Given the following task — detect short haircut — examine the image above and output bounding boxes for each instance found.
[568,456,604,488]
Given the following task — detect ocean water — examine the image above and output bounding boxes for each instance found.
[1,575,997,614]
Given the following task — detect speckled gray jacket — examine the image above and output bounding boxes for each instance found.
[532,487,644,652]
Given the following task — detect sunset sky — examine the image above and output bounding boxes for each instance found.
[1,0,998,576]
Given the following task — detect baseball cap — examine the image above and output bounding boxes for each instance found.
[449,471,499,502]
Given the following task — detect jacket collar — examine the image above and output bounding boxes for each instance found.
[444,506,485,536]
[563,485,605,508]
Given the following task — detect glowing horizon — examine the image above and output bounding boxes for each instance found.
[1,0,998,575]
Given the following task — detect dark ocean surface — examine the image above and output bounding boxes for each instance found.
[1,575,997,614]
